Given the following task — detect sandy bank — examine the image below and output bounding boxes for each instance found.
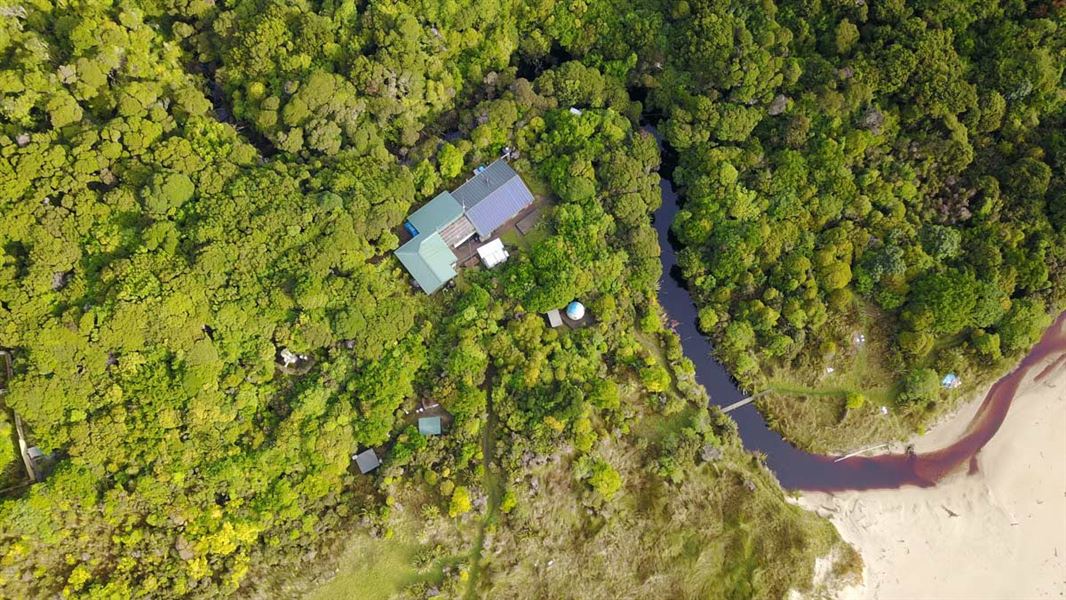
[801,358,1066,599]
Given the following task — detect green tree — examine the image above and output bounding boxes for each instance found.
[449,486,473,517]
[897,368,940,407]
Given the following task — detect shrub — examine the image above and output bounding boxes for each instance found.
[897,368,940,407]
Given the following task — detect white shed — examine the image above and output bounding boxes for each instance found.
[546,309,563,328]
[476,238,509,268]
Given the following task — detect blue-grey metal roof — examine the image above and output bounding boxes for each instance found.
[355,449,380,474]
[407,191,463,234]
[451,160,534,238]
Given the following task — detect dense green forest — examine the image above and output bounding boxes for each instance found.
[0,0,1060,597]
[656,0,1065,448]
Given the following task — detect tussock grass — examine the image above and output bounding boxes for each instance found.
[761,303,912,452]
[308,533,427,600]
[477,431,855,599]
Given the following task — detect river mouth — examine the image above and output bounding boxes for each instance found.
[651,146,1066,492]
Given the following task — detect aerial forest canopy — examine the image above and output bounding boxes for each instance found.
[654,0,1064,446]
[0,0,1061,597]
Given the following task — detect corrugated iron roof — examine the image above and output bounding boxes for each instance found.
[546,309,563,328]
[395,232,458,294]
[452,160,534,238]
[418,416,442,435]
[354,449,380,474]
[407,191,463,234]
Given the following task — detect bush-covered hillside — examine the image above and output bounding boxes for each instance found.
[0,0,860,597]
[653,0,1064,444]
[1,0,1059,597]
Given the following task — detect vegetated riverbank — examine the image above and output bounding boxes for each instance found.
[654,164,1066,492]
[799,346,1066,599]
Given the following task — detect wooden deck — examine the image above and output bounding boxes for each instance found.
[515,208,542,234]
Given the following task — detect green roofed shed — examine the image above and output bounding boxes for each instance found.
[418,416,443,436]
[407,191,463,235]
[396,232,458,294]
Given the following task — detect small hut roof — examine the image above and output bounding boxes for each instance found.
[354,449,380,474]
[418,416,443,436]
[546,309,563,327]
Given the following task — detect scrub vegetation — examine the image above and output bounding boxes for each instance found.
[658,1,1065,447]
[0,0,1057,598]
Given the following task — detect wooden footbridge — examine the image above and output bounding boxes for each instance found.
[721,390,772,413]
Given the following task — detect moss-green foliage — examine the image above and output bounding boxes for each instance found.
[13,0,1042,595]
[0,2,426,595]
[897,368,941,408]
[657,0,1064,431]
[480,410,856,600]
[0,414,15,478]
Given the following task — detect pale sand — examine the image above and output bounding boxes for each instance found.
[801,361,1066,600]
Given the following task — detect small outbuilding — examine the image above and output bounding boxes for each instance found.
[354,449,380,474]
[476,238,509,268]
[418,416,443,436]
[546,309,563,328]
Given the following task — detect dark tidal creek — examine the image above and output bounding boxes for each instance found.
[652,173,1066,492]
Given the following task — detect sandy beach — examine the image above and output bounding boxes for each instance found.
[801,357,1066,599]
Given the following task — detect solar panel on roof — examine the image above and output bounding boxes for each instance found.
[454,163,534,237]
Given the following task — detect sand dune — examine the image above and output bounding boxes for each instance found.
[802,359,1066,599]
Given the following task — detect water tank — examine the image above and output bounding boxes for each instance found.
[565,301,586,321]
[404,221,420,237]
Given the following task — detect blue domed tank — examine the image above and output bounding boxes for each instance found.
[565,301,586,321]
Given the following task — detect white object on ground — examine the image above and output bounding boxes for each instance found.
[476,238,509,268]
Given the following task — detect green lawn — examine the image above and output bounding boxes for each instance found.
[309,533,430,600]
[498,228,523,249]
[500,203,553,252]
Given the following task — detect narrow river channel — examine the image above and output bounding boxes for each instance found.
[653,172,1066,492]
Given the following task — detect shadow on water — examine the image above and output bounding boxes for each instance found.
[648,130,1066,492]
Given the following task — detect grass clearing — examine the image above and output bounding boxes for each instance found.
[308,531,432,600]
[630,404,698,446]
[758,303,916,452]
[500,205,553,253]
[756,300,1028,453]
[463,381,505,599]
[498,228,524,250]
